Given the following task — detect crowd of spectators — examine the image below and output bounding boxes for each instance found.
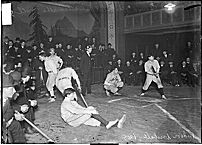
[3,36,201,91]
[2,34,201,143]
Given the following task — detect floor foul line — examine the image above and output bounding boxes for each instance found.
[107,97,129,103]
[155,104,201,143]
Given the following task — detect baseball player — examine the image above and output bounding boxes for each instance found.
[56,66,81,95]
[39,50,63,103]
[104,67,124,96]
[61,88,126,129]
[140,54,166,99]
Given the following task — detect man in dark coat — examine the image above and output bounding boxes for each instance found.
[80,45,93,96]
[2,72,26,143]
[10,84,37,134]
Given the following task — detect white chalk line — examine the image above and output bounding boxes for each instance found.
[155,104,201,143]
[107,95,199,104]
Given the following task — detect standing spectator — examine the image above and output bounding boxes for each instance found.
[32,54,48,92]
[106,43,116,61]
[161,50,170,64]
[32,44,40,60]
[111,54,118,67]
[81,36,89,52]
[138,52,146,63]
[72,47,82,70]
[116,59,124,81]
[130,52,138,67]
[3,36,9,55]
[80,45,93,96]
[56,43,66,64]
[152,43,162,61]
[46,36,55,49]
[8,43,21,66]
[91,44,98,67]
[19,40,27,58]
[38,42,46,54]
[90,37,98,48]
[96,44,104,67]
[159,60,169,85]
[185,41,193,59]
[135,60,145,86]
[104,61,114,77]
[65,44,74,67]
[124,61,134,85]
[186,57,195,87]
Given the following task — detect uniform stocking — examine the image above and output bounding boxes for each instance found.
[91,114,108,126]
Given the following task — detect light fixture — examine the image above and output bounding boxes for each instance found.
[164,2,176,11]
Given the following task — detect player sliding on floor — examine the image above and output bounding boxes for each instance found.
[140,53,167,99]
[61,88,126,129]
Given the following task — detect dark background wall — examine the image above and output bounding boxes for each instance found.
[125,31,200,63]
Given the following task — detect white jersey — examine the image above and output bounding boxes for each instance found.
[56,67,81,94]
[144,59,160,75]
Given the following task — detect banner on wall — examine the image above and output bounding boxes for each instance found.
[106,2,116,50]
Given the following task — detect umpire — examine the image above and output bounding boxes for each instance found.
[80,45,93,96]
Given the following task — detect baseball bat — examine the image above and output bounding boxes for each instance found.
[151,66,158,78]
[71,77,88,108]
[15,111,55,143]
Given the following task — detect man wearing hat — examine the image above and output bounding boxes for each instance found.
[140,53,166,99]
[2,72,26,143]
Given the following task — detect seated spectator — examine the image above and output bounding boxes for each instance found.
[124,61,134,85]
[104,68,124,96]
[168,62,179,86]
[134,60,145,86]
[2,72,26,143]
[61,88,126,129]
[160,50,171,64]
[111,54,118,67]
[178,61,188,86]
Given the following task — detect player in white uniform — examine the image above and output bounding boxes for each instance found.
[39,49,63,102]
[140,54,166,99]
[61,88,126,129]
[56,67,81,95]
[104,67,124,96]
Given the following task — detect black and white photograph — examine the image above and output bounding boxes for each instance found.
[1,1,201,144]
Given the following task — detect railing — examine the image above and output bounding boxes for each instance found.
[124,5,201,33]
